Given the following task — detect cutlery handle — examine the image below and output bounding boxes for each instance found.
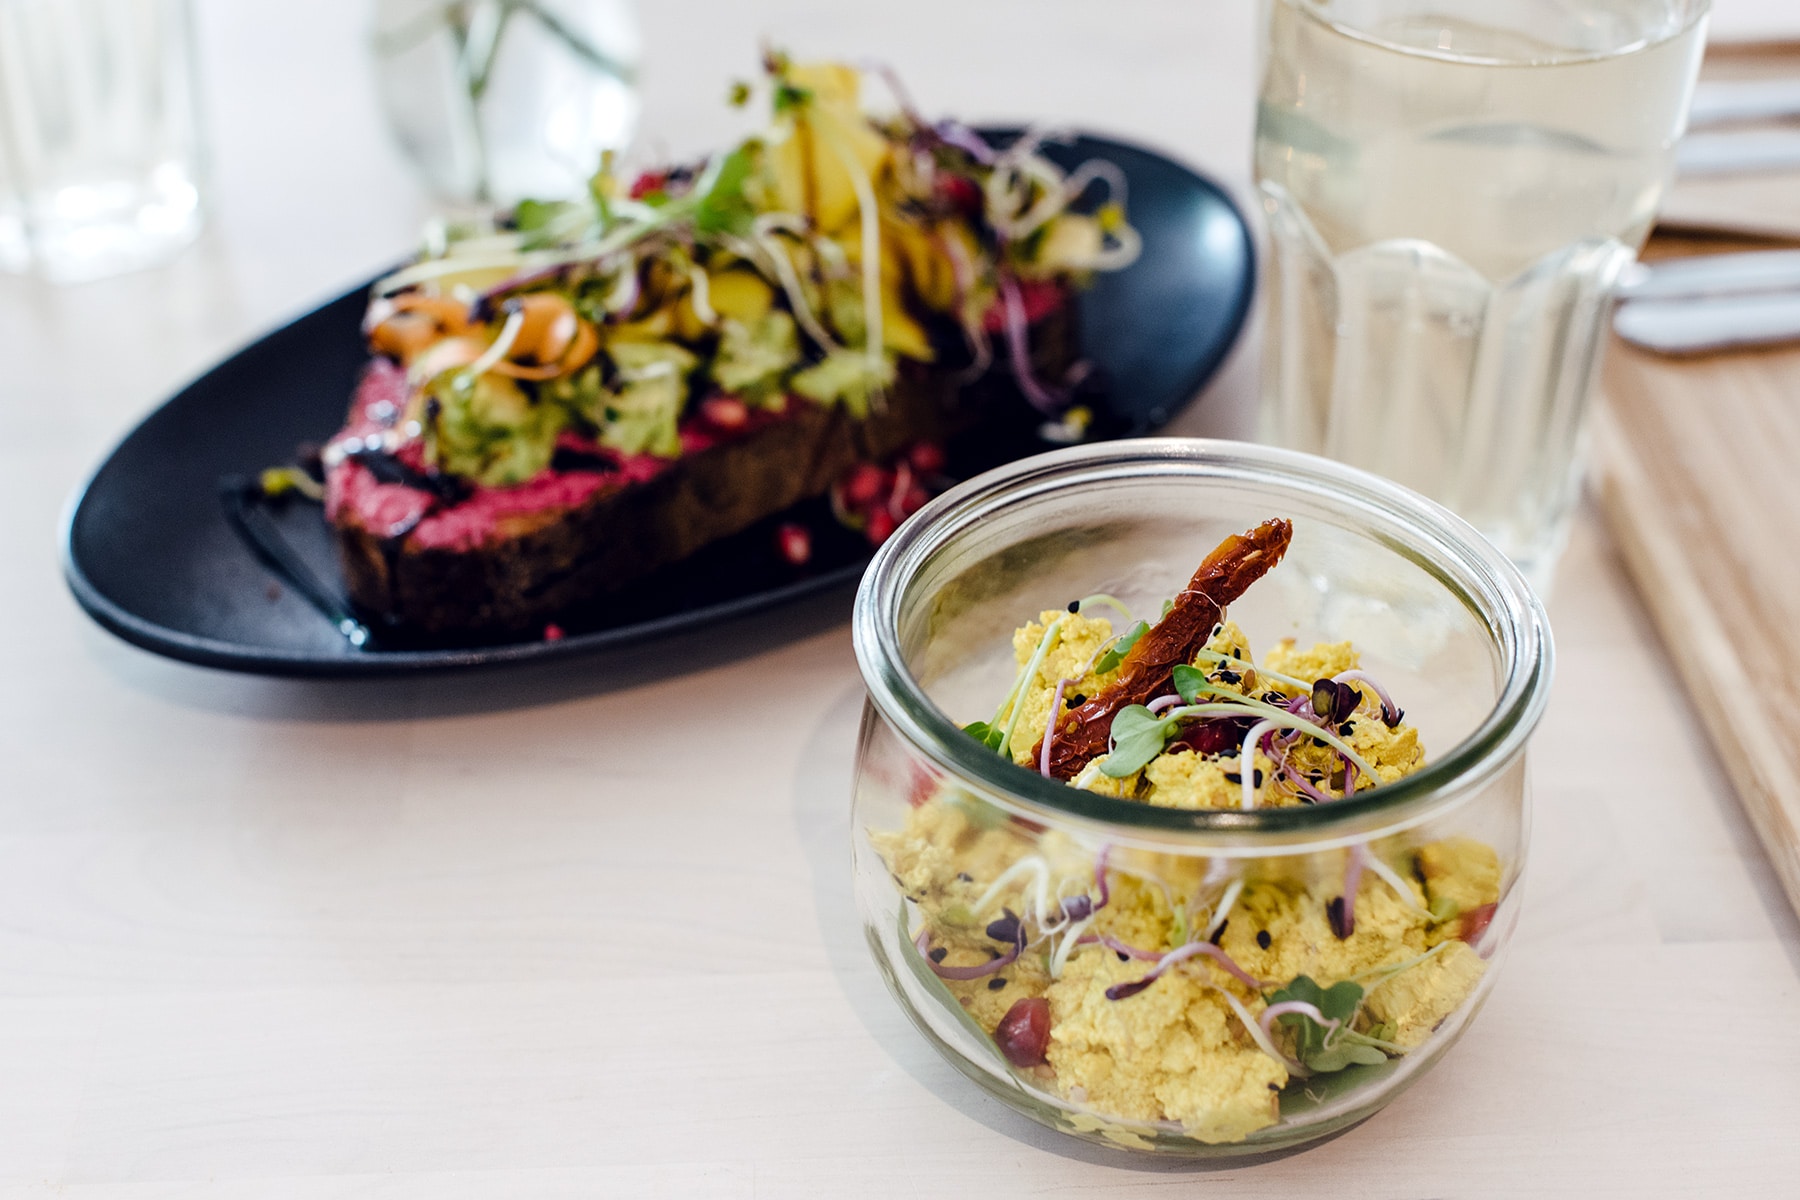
[1686,78,1800,128]
[1617,249,1800,301]
[1614,293,1800,355]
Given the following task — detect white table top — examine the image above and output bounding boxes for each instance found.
[4,2,1797,1194]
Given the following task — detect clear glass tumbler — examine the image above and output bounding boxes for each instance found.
[0,0,205,283]
[1254,0,1709,590]
[851,439,1552,1154]
[370,0,639,208]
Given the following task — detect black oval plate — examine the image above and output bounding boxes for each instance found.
[63,132,1254,676]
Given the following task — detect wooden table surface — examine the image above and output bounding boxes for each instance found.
[3,2,1796,1195]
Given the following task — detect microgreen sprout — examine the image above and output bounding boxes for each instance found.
[1074,594,1136,623]
[1237,719,1278,810]
[1359,851,1431,916]
[1334,669,1404,727]
[1204,877,1243,941]
[1040,676,1074,777]
[1093,619,1148,675]
[915,921,1024,981]
[1001,619,1063,757]
[1102,938,1264,999]
[1332,844,1368,939]
[1265,976,1390,1073]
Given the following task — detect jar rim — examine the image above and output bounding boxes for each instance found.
[852,438,1554,844]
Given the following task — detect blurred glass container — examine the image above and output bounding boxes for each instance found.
[0,0,205,283]
[371,0,639,208]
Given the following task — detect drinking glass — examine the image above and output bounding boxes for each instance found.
[370,0,639,208]
[1254,0,1709,590]
[0,0,205,283]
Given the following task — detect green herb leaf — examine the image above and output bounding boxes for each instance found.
[963,721,1007,753]
[1100,704,1173,777]
[1172,663,1207,704]
[694,143,759,237]
[1094,620,1148,675]
[1269,975,1383,1073]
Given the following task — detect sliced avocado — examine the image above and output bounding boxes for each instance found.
[427,370,567,487]
[711,310,800,402]
[596,341,699,458]
[789,347,895,419]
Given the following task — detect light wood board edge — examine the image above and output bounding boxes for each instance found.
[1596,403,1800,921]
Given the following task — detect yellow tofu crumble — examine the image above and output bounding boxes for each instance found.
[872,608,1504,1144]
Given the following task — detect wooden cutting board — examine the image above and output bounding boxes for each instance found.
[1598,238,1800,921]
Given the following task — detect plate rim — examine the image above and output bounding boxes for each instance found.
[61,129,1256,677]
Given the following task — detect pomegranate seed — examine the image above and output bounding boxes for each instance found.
[701,396,750,432]
[897,484,931,516]
[628,170,667,200]
[1459,902,1497,944]
[908,441,946,474]
[938,174,982,217]
[841,463,890,509]
[994,996,1051,1067]
[776,522,812,566]
[543,623,565,642]
[865,508,898,546]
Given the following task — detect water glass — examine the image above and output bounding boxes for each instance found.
[1254,0,1709,589]
[0,0,205,283]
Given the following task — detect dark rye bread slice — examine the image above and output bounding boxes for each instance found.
[331,301,1074,639]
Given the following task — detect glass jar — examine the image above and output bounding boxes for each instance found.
[850,438,1551,1154]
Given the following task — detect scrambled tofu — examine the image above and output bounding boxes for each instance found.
[870,610,1506,1144]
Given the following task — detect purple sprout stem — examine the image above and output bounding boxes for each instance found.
[1099,935,1163,962]
[1339,844,1367,936]
[1104,938,1265,996]
[917,925,1024,981]
[1333,669,1402,725]
[1094,845,1112,909]
[935,119,998,165]
[1041,677,1074,778]
[999,275,1067,415]
[1146,694,1185,715]
[1258,1000,1338,1074]
[1271,740,1334,805]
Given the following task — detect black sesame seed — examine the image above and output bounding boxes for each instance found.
[1216,669,1241,685]
[1327,896,1353,940]
[956,872,973,883]
[1069,693,1087,706]
[1116,951,1130,962]
[1224,772,1240,784]
[929,947,948,963]
[1067,600,1081,613]
[1231,648,1243,659]
[1339,721,1354,736]
[1210,920,1228,945]
[988,976,1008,991]
[1256,930,1272,950]
[1268,1082,1281,1092]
